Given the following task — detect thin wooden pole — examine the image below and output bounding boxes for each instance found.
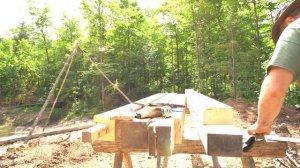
[24,43,79,144]
[43,46,75,127]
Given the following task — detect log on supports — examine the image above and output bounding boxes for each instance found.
[148,119,175,156]
[185,89,243,157]
[93,93,167,141]
[82,124,109,143]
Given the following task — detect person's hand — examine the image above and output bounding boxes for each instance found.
[247,122,272,135]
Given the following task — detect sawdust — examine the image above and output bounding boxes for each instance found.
[1,99,300,167]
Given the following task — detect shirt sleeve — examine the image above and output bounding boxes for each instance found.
[267,19,300,83]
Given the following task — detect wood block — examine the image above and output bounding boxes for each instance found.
[93,104,138,141]
[204,125,243,156]
[148,119,175,156]
[172,107,185,144]
[185,89,234,125]
[120,119,150,150]
[82,124,109,143]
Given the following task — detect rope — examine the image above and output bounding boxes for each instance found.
[78,45,133,104]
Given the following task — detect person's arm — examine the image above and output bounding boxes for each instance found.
[247,66,293,134]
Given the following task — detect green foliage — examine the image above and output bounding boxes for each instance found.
[0,0,299,122]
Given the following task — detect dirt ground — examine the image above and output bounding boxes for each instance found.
[1,98,300,168]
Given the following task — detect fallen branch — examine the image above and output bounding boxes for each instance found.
[0,121,96,145]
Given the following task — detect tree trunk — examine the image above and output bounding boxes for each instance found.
[253,0,263,83]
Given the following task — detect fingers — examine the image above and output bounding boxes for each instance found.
[247,129,256,135]
[247,123,272,135]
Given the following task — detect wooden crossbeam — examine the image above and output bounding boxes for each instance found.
[82,124,109,143]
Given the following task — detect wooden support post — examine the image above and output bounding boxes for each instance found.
[241,157,255,168]
[156,156,162,168]
[212,156,221,168]
[163,156,169,168]
[113,152,123,168]
[123,152,133,168]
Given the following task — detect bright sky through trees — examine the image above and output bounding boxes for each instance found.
[0,0,164,36]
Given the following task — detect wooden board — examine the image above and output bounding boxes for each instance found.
[168,94,186,107]
[135,93,167,106]
[185,89,243,157]
[148,118,175,156]
[151,93,177,106]
[120,119,150,150]
[82,124,109,143]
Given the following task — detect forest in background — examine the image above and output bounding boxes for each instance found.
[0,0,299,120]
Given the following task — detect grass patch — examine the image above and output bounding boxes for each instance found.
[0,125,15,137]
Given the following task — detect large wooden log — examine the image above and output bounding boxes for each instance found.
[185,89,243,157]
[0,121,96,145]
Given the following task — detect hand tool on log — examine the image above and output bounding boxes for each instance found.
[243,134,300,152]
[242,134,264,152]
[135,105,173,119]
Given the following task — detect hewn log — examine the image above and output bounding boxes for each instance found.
[0,121,96,145]
[185,89,243,157]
